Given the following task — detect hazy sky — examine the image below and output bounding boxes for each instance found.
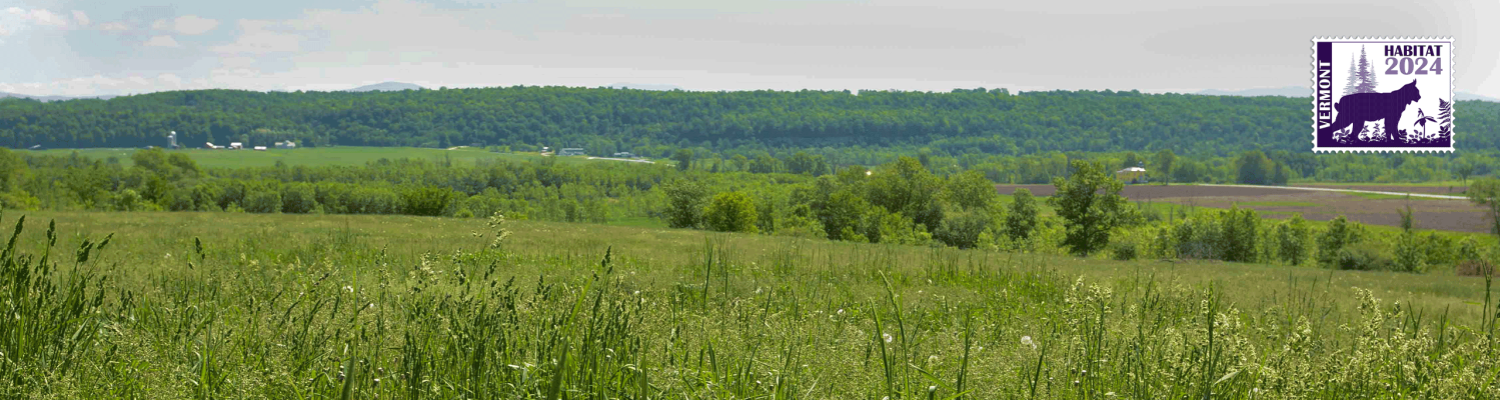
[2,0,1496,97]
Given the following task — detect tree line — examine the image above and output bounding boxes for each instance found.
[6,147,1499,275]
[4,86,1497,158]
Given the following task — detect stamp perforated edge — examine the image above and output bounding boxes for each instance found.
[1309,37,1455,153]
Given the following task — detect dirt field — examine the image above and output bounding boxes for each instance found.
[996,184,1493,233]
[1291,184,1468,195]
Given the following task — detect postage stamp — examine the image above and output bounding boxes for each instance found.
[1311,37,1454,153]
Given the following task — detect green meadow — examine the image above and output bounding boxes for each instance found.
[28,146,635,169]
[5,210,1498,398]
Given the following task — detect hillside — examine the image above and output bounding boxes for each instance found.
[2,86,1497,154]
[344,81,425,92]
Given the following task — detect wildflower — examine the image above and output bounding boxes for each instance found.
[928,355,939,364]
[1021,336,1036,350]
[344,285,354,293]
[883,333,893,343]
[837,309,844,315]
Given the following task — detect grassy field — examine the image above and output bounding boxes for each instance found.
[28,146,643,169]
[5,210,1499,398]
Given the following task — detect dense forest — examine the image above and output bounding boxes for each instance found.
[4,86,1497,156]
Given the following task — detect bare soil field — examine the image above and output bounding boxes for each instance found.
[1291,183,1468,195]
[996,184,1493,233]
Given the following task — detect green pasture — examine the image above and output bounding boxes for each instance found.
[28,146,651,169]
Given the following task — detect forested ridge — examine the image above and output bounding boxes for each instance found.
[5,86,1496,154]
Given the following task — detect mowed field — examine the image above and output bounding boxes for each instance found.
[998,183,1493,233]
[28,146,643,168]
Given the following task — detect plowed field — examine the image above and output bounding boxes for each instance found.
[995,184,1492,233]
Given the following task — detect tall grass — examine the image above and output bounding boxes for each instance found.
[2,210,1499,398]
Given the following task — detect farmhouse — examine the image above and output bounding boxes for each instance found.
[1115,167,1148,183]
[558,148,587,156]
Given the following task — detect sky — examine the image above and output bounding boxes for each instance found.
[1,0,1497,97]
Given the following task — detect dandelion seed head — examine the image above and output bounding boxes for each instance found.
[882,333,893,343]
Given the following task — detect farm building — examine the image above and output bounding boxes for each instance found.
[612,152,638,158]
[253,146,267,151]
[204,142,224,149]
[229,142,244,149]
[275,141,296,149]
[558,148,587,156]
[1115,167,1148,183]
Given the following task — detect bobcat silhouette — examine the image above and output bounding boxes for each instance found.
[1319,79,1421,143]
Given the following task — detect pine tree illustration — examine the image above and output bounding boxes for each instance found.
[1342,53,1359,96]
[1354,46,1379,94]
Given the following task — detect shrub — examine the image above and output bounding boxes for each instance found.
[281,183,318,214]
[1336,241,1395,271]
[1421,233,1457,267]
[163,188,196,211]
[1172,216,1222,260]
[1273,214,1310,265]
[1392,233,1426,273]
[1317,216,1363,266]
[661,179,707,229]
[243,190,282,213]
[703,191,759,233]
[1110,239,1139,261]
[1004,188,1039,241]
[1456,236,1484,263]
[112,189,145,211]
[1220,206,1259,263]
[403,186,457,216]
[933,209,991,249]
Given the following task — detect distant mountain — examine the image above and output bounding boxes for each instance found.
[0,92,117,102]
[1195,86,1309,97]
[607,83,684,91]
[346,82,424,92]
[1457,92,1500,102]
[1192,86,1498,102]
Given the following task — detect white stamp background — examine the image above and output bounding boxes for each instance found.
[1311,37,1454,153]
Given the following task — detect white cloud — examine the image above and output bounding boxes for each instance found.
[210,20,301,55]
[151,19,167,30]
[97,21,129,31]
[144,35,180,48]
[172,15,219,35]
[3,7,70,30]
[0,23,10,37]
[71,10,89,27]
[23,8,66,27]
